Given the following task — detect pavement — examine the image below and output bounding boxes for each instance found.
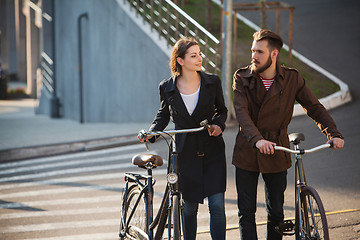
[1,97,359,240]
[0,83,349,163]
[0,98,150,162]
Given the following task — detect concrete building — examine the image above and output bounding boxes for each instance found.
[1,0,173,123]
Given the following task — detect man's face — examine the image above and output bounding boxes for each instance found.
[251,40,272,74]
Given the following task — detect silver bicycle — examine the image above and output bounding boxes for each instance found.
[274,133,330,240]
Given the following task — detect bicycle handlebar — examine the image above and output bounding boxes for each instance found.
[274,143,332,155]
[138,120,210,150]
[139,126,207,139]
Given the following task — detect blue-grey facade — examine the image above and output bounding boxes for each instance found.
[37,0,171,123]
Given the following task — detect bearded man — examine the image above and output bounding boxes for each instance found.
[232,29,344,240]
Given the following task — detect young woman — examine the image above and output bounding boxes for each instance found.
[140,37,228,239]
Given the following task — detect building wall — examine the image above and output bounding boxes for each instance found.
[0,0,17,74]
[44,0,171,123]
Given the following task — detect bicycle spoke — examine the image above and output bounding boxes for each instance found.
[299,186,329,240]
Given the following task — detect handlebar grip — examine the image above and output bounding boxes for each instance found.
[329,141,334,148]
[138,129,147,140]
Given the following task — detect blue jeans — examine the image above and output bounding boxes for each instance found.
[183,192,226,240]
[236,167,287,240]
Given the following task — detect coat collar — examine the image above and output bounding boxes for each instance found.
[237,61,286,89]
[163,71,217,124]
[165,71,216,93]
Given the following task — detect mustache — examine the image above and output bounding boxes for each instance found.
[251,59,260,64]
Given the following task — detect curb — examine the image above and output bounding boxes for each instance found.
[0,134,138,163]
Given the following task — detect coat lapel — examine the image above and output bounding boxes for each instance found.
[165,76,197,125]
[190,72,215,119]
[262,62,286,104]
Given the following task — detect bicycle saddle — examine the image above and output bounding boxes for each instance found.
[132,154,164,167]
[288,133,305,145]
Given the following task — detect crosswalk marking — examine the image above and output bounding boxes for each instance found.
[0,169,167,190]
[1,218,121,233]
[0,143,238,239]
[0,156,167,183]
[0,152,138,175]
[24,233,117,240]
[0,143,146,170]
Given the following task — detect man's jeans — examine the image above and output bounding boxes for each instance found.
[183,192,226,240]
[236,167,287,240]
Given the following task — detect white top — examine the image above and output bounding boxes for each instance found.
[180,85,200,115]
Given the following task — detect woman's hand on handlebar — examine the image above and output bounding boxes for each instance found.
[137,130,152,143]
[138,135,152,143]
[208,124,222,136]
[256,139,277,155]
[327,137,344,150]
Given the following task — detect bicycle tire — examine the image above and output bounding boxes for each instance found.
[296,186,329,240]
[119,184,148,240]
[172,194,181,239]
[153,193,169,240]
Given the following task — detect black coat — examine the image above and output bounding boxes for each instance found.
[149,72,228,203]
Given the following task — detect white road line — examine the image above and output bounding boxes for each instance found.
[0,152,138,175]
[1,180,168,198]
[0,195,122,208]
[0,218,120,233]
[1,210,238,233]
[0,183,125,198]
[24,233,117,240]
[0,207,121,219]
[0,159,167,183]
[0,143,146,169]
[0,168,168,190]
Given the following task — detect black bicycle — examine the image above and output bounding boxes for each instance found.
[119,120,211,240]
[274,133,330,240]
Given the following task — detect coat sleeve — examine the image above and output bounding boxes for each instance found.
[149,81,170,133]
[212,76,228,132]
[295,73,343,140]
[232,72,263,147]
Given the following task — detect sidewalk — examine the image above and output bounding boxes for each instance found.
[0,81,350,162]
[0,99,147,162]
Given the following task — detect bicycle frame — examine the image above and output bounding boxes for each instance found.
[292,142,309,238]
[120,123,208,240]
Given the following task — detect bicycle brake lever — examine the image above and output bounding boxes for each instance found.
[138,129,150,151]
[144,141,149,151]
[200,119,209,128]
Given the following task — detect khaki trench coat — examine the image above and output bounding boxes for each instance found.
[232,63,343,173]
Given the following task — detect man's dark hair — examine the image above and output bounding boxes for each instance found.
[253,29,283,52]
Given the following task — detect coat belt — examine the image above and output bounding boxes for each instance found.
[261,128,287,142]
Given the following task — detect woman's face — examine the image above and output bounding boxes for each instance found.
[178,45,202,72]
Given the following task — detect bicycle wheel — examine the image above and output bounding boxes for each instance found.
[296,186,329,240]
[119,185,148,240]
[171,194,181,240]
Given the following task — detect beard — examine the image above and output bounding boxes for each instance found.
[251,56,272,73]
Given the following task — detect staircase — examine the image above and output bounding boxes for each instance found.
[126,0,221,75]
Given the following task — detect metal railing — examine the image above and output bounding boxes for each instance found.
[126,0,221,75]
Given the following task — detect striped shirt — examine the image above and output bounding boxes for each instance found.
[259,75,275,91]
